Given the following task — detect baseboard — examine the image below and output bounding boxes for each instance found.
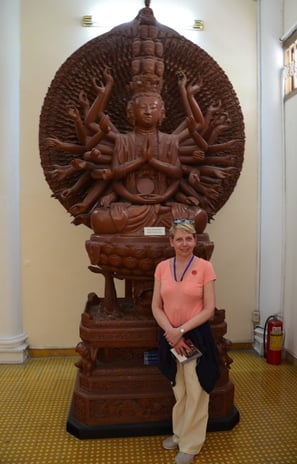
[230,342,253,350]
[285,350,297,366]
[28,343,253,358]
[28,348,77,357]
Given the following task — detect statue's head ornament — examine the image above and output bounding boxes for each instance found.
[129,3,164,96]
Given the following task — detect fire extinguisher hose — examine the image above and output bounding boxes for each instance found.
[263,315,279,358]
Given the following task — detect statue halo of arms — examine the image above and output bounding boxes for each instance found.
[39,2,245,231]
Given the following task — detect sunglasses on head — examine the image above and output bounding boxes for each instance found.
[173,218,195,225]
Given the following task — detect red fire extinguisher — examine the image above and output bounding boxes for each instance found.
[264,315,283,365]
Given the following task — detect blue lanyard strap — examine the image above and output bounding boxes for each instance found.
[173,255,194,282]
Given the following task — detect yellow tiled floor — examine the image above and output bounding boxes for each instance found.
[0,351,297,464]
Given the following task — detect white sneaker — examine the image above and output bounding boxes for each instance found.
[162,435,178,450]
[175,451,195,464]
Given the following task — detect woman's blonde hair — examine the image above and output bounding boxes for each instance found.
[169,219,196,238]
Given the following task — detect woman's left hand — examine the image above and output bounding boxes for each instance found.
[172,338,191,356]
[164,327,183,348]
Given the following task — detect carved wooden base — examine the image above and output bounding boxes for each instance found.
[67,404,240,439]
[67,297,239,438]
[71,364,174,426]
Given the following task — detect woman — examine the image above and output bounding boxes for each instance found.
[151,219,219,464]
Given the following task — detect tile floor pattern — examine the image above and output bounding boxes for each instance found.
[0,351,297,464]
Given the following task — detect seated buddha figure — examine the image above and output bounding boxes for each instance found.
[90,91,208,235]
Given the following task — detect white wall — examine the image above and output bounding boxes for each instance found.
[283,0,297,358]
[284,97,297,359]
[284,0,297,31]
[20,0,258,348]
[257,0,285,325]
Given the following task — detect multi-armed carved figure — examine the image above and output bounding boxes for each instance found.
[43,4,243,237]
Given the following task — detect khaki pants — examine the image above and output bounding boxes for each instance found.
[172,359,209,455]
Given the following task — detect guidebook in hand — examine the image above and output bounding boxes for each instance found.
[171,338,203,364]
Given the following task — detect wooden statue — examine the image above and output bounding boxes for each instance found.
[39,0,244,437]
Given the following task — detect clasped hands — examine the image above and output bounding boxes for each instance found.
[164,327,190,356]
[142,136,153,163]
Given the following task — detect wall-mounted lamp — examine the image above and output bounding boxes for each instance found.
[81,15,99,27]
[193,20,204,31]
[81,15,205,31]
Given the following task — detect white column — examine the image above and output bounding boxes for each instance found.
[0,0,28,362]
[257,0,285,326]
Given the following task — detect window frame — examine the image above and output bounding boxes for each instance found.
[283,29,297,99]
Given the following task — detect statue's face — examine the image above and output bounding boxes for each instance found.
[133,95,162,129]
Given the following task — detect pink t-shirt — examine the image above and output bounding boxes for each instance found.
[154,257,216,327]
